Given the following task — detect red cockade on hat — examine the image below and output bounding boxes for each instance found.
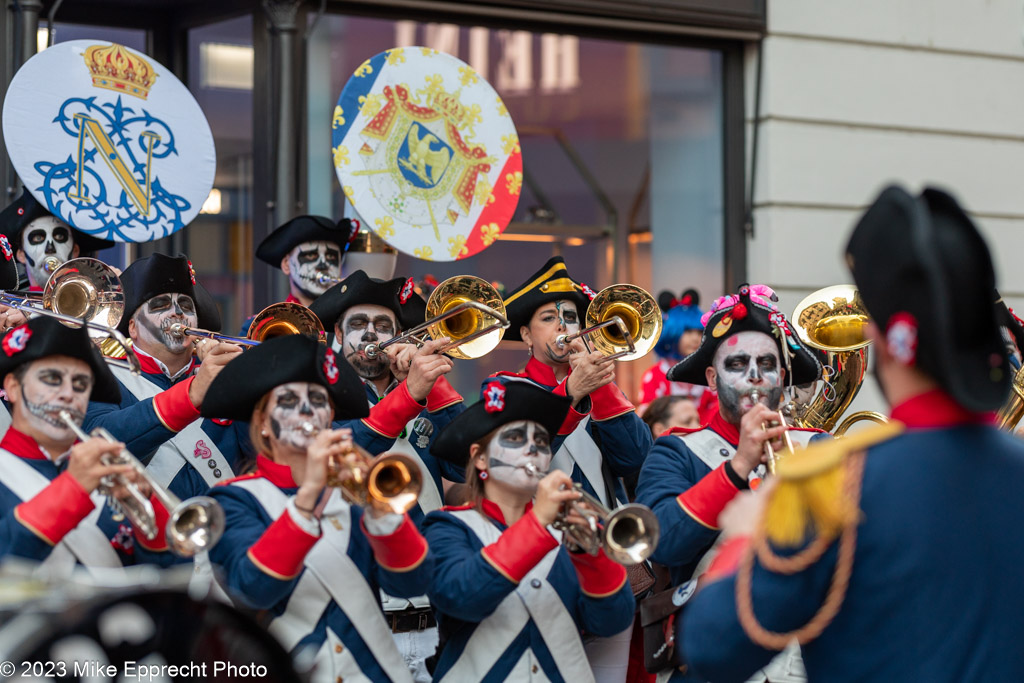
[483,381,506,413]
[886,312,918,366]
[399,277,415,304]
[0,235,12,262]
[186,259,197,285]
[322,348,340,384]
[580,283,597,301]
[2,325,31,356]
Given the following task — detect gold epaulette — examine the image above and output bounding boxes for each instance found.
[764,420,905,548]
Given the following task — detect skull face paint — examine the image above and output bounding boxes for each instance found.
[265,382,333,451]
[287,241,342,298]
[20,216,75,287]
[15,357,93,444]
[133,293,198,354]
[337,303,397,381]
[485,420,553,493]
[712,331,784,424]
[529,299,580,365]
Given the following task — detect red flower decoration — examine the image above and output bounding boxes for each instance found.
[731,303,748,320]
[0,235,13,262]
[483,381,506,413]
[322,348,340,384]
[399,277,415,304]
[2,325,31,356]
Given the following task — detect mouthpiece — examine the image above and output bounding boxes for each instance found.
[42,256,61,274]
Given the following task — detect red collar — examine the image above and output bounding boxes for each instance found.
[256,454,299,487]
[524,357,567,387]
[890,389,996,428]
[480,498,534,526]
[285,293,303,305]
[28,285,42,293]
[707,411,740,446]
[0,427,53,460]
[135,348,197,378]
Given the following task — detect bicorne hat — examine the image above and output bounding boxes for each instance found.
[200,334,369,422]
[502,257,595,342]
[0,188,114,253]
[255,216,360,267]
[667,284,822,387]
[309,270,426,332]
[430,377,571,468]
[0,316,120,403]
[117,253,221,336]
[846,185,1009,411]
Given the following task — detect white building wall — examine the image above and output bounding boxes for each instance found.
[747,0,1024,417]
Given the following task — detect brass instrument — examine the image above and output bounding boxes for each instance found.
[314,273,342,287]
[41,255,61,276]
[171,302,326,347]
[552,483,660,566]
[556,284,662,362]
[363,275,509,361]
[749,389,795,474]
[316,428,422,515]
[790,285,886,434]
[59,411,225,557]
[998,365,1024,431]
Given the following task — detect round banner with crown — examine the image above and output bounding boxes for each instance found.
[332,47,522,262]
[2,40,216,242]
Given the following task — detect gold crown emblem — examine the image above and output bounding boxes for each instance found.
[82,43,157,100]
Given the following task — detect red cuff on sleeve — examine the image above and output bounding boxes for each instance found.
[703,535,750,581]
[677,464,741,530]
[481,509,559,583]
[152,377,201,432]
[590,382,636,421]
[247,509,320,580]
[133,493,171,552]
[15,471,95,545]
[425,376,463,413]
[361,513,428,572]
[570,547,628,597]
[362,381,425,438]
[553,380,590,435]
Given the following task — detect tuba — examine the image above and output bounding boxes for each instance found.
[556,284,662,361]
[790,285,885,434]
[363,275,509,361]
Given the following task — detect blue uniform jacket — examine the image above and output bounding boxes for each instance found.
[494,358,652,505]
[209,455,433,681]
[680,390,1024,683]
[423,500,635,682]
[84,353,253,501]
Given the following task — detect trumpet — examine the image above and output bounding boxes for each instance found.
[59,411,226,557]
[363,275,509,361]
[555,284,662,362]
[170,302,327,347]
[749,389,795,474]
[306,424,423,515]
[552,483,660,566]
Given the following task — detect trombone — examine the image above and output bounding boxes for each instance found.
[555,284,662,362]
[169,302,327,347]
[363,275,509,361]
[59,410,225,557]
[552,482,660,566]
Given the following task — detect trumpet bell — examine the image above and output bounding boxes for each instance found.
[585,284,662,361]
[604,503,660,565]
[44,258,125,335]
[425,275,507,360]
[249,302,326,343]
[367,453,423,515]
[167,495,226,557]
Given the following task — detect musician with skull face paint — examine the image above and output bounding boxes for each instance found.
[0,317,178,573]
[423,379,635,682]
[83,254,249,504]
[202,334,433,683]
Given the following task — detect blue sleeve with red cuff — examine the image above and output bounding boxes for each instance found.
[553,379,591,435]
[2,472,95,560]
[587,386,653,479]
[362,380,425,438]
[636,434,734,584]
[571,548,636,637]
[360,510,434,598]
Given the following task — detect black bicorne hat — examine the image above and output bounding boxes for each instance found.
[255,215,360,267]
[0,317,120,403]
[846,185,1009,411]
[667,285,822,387]
[502,257,595,343]
[0,188,115,253]
[117,253,221,336]
[430,377,571,469]
[200,334,369,422]
[309,270,426,332]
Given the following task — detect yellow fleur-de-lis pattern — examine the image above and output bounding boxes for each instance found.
[481,223,501,247]
[474,177,496,206]
[414,246,434,260]
[343,186,356,202]
[501,134,520,155]
[332,106,345,129]
[355,59,373,77]
[357,93,382,119]
[506,171,522,196]
[375,216,395,239]
[420,47,436,57]
[385,48,406,66]
[458,66,479,87]
[496,98,509,117]
[448,235,469,258]
[333,144,350,168]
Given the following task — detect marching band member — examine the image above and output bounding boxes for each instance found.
[639,289,717,423]
[83,253,247,501]
[423,378,635,682]
[635,284,823,681]
[202,334,431,683]
[676,186,1024,682]
[0,316,175,573]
